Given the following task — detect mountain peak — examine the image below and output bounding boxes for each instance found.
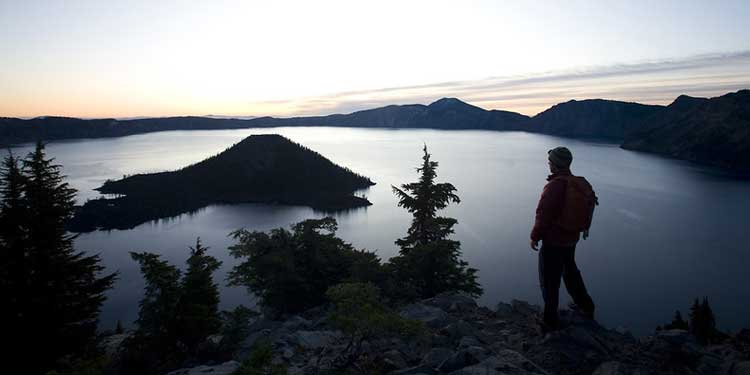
[428,97,471,108]
[427,97,485,113]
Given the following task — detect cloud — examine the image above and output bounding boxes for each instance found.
[247,51,750,117]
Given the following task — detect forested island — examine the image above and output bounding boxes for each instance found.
[68,134,374,232]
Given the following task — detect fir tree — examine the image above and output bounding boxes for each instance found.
[664,310,688,330]
[123,240,223,373]
[0,143,116,373]
[123,252,184,374]
[175,238,222,354]
[689,297,718,345]
[387,145,482,298]
[0,152,28,326]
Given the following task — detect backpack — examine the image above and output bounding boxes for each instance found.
[556,175,598,233]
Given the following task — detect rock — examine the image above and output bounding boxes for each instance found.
[425,292,478,312]
[438,347,487,372]
[592,361,628,375]
[458,336,482,348]
[287,330,339,350]
[400,303,449,328]
[382,349,408,370]
[283,315,312,331]
[733,361,750,375]
[511,299,540,316]
[496,302,514,316]
[494,349,548,374]
[166,360,240,375]
[449,353,547,375]
[390,364,437,374]
[422,347,455,368]
[440,320,476,340]
[206,334,223,346]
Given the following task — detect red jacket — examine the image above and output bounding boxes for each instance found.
[530,169,581,246]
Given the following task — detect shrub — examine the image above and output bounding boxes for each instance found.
[228,217,386,315]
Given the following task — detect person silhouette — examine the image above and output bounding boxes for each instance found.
[530,146,596,333]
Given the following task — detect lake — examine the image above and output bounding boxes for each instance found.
[9,127,750,335]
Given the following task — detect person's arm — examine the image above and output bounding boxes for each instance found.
[530,178,566,244]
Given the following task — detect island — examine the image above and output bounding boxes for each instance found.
[68,134,374,232]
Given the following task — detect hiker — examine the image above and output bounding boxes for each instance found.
[530,146,597,332]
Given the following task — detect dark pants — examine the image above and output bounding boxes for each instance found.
[538,243,595,327]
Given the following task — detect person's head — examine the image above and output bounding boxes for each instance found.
[547,146,572,173]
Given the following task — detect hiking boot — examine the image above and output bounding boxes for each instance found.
[535,314,560,335]
[568,302,595,320]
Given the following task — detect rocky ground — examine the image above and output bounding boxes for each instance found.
[130,293,750,375]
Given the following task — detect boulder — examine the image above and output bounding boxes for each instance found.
[390,364,437,374]
[400,303,449,328]
[425,292,478,312]
[422,347,455,368]
[458,336,482,348]
[733,361,750,375]
[449,352,547,375]
[166,361,240,375]
[511,299,541,316]
[438,347,487,372]
[282,315,312,331]
[286,330,340,350]
[592,361,628,375]
[382,349,408,370]
[440,320,476,340]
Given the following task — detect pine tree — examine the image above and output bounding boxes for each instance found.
[690,297,718,345]
[665,310,688,330]
[175,238,222,354]
[123,240,223,373]
[0,152,28,325]
[0,143,116,373]
[388,145,482,298]
[124,252,184,374]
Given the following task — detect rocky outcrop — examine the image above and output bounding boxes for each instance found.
[163,293,750,375]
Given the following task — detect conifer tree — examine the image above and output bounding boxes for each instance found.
[123,240,223,373]
[0,152,27,325]
[689,297,718,345]
[0,143,116,373]
[388,145,482,298]
[124,252,184,374]
[176,238,222,354]
[664,310,688,330]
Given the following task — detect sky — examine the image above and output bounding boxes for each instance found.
[1,0,749,118]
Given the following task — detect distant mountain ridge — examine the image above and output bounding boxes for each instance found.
[622,89,750,170]
[528,99,664,139]
[3,89,750,170]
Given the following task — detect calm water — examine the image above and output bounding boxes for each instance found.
[10,127,750,335]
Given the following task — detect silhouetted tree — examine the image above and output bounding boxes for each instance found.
[122,241,224,374]
[228,217,386,315]
[0,151,27,330]
[387,145,482,298]
[175,238,222,354]
[121,252,184,374]
[0,143,116,373]
[663,310,689,330]
[690,297,718,345]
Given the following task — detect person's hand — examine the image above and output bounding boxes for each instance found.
[583,229,589,240]
[530,239,539,251]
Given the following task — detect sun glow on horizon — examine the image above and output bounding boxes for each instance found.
[1,0,749,118]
